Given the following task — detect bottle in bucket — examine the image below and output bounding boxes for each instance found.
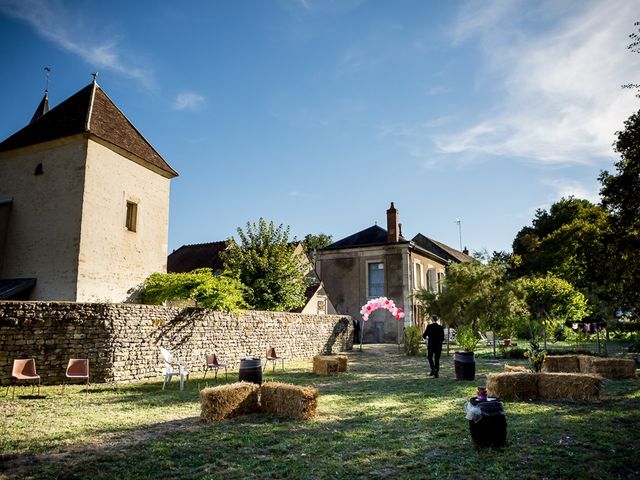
[477,386,487,401]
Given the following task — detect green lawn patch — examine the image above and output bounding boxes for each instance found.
[1,345,639,479]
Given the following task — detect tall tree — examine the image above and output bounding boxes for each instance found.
[521,274,589,349]
[599,109,640,316]
[302,233,333,257]
[221,218,308,312]
[511,197,612,315]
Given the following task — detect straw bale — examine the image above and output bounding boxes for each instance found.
[200,381,260,423]
[578,355,594,374]
[313,356,338,376]
[537,373,602,401]
[486,372,538,401]
[260,382,319,420]
[586,358,636,379]
[504,364,529,373]
[335,354,348,372]
[543,355,580,373]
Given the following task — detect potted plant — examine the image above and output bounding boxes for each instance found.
[454,325,478,380]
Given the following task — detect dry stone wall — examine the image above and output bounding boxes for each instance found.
[0,301,353,385]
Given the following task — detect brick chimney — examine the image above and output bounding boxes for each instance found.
[386,202,399,243]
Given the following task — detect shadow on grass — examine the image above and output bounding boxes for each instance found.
[2,344,639,479]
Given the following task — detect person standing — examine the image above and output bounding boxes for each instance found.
[422,315,445,377]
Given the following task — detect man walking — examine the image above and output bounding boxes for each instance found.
[422,315,444,378]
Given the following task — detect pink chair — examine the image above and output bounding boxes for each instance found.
[203,354,228,381]
[63,359,90,393]
[10,359,41,399]
[264,347,286,372]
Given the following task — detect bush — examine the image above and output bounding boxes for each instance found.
[403,326,423,356]
[456,325,479,352]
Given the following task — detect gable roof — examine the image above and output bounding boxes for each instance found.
[30,92,50,124]
[167,241,228,273]
[412,233,474,263]
[0,81,178,178]
[323,225,409,251]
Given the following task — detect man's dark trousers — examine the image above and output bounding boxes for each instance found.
[428,343,442,375]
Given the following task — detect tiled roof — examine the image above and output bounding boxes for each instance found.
[0,82,178,178]
[323,225,409,250]
[167,241,228,273]
[412,233,474,263]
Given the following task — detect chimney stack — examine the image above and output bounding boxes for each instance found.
[463,246,469,255]
[386,202,399,243]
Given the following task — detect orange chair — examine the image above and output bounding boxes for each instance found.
[10,359,41,399]
[203,354,228,381]
[63,359,90,393]
[264,347,285,372]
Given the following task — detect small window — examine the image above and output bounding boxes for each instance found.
[125,201,137,232]
[368,262,385,298]
[413,262,423,289]
[437,271,445,293]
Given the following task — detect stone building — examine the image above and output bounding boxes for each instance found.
[316,202,473,343]
[0,80,178,301]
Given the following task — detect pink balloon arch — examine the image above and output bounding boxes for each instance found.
[358,297,405,349]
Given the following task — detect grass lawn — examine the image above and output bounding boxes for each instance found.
[1,344,639,480]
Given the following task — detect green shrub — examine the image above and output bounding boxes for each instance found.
[456,325,478,352]
[141,269,247,312]
[403,326,423,356]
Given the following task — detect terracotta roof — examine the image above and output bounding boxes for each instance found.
[167,241,228,273]
[323,225,409,250]
[0,82,178,178]
[412,233,474,263]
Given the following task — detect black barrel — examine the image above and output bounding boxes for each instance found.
[454,351,476,381]
[468,397,507,447]
[239,358,262,385]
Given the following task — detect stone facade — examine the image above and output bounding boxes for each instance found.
[0,301,353,385]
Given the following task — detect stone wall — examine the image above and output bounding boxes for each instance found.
[0,301,353,385]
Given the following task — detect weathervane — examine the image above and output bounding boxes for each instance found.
[91,72,98,83]
[455,218,462,251]
[44,66,51,92]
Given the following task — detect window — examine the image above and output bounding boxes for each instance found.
[125,201,137,232]
[413,262,423,289]
[437,271,445,293]
[368,262,384,297]
[427,267,437,292]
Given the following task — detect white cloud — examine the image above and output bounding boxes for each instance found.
[434,0,638,166]
[541,178,601,204]
[173,91,205,111]
[0,0,153,86]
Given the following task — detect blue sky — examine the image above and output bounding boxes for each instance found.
[0,0,638,254]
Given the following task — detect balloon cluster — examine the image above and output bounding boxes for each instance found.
[360,297,405,321]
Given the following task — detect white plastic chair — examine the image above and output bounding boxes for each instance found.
[159,347,189,391]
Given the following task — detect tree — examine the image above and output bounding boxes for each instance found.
[141,268,247,312]
[622,21,640,97]
[221,218,308,311]
[599,109,640,316]
[302,233,333,256]
[521,274,590,349]
[414,259,526,355]
[511,197,612,316]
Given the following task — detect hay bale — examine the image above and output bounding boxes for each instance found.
[504,364,529,373]
[578,355,594,374]
[537,373,602,401]
[335,354,348,372]
[200,381,260,423]
[313,356,338,376]
[543,355,580,373]
[586,358,636,379]
[260,382,318,420]
[486,372,538,401]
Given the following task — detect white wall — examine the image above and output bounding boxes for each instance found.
[76,139,170,302]
[0,139,87,300]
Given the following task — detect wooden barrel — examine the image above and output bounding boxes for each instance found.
[454,351,476,381]
[468,397,507,447]
[239,358,262,385]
